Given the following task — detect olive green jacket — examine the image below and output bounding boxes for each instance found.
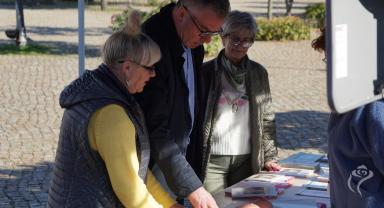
[188,50,278,181]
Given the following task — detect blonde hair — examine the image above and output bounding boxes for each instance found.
[102,10,161,69]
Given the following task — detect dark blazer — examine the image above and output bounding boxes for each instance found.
[134,3,205,198]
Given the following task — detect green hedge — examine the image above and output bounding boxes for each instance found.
[204,35,222,57]
[110,3,311,56]
[147,0,164,6]
[255,16,311,41]
[110,0,174,32]
[304,3,325,28]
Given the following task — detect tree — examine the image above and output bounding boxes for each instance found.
[101,0,108,10]
[267,0,273,20]
[285,0,294,16]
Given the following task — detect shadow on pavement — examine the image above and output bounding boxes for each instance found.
[0,1,79,9]
[0,39,103,57]
[0,162,53,207]
[1,25,112,56]
[39,40,103,57]
[0,0,140,9]
[26,26,112,37]
[276,110,329,153]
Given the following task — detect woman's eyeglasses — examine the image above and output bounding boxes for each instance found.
[225,35,254,48]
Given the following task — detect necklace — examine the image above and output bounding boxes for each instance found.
[222,91,243,113]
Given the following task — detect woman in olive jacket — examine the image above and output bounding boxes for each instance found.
[189,11,280,194]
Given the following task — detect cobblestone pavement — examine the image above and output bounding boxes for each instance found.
[0,1,327,207]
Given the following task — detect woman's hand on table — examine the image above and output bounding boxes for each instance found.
[264,161,281,171]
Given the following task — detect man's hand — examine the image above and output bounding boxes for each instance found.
[239,203,260,208]
[239,198,272,208]
[264,161,281,171]
[187,187,218,208]
[170,203,184,208]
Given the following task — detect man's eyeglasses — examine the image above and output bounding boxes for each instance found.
[225,35,254,48]
[182,5,222,37]
[118,59,155,72]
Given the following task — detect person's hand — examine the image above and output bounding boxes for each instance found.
[187,186,218,208]
[239,203,260,208]
[239,198,272,208]
[170,203,184,208]
[264,161,281,171]
[254,198,273,208]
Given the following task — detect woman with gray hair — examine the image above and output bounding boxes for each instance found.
[193,10,280,197]
[48,11,181,208]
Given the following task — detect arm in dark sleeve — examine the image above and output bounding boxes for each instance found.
[363,101,384,175]
[135,58,202,198]
[357,102,384,207]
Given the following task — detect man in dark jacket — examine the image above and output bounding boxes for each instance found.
[135,0,230,207]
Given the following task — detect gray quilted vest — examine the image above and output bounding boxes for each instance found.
[48,65,150,207]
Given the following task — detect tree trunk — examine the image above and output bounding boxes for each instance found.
[101,0,108,10]
[285,0,294,16]
[267,0,273,20]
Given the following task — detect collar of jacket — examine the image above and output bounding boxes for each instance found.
[96,64,134,100]
[217,49,251,72]
[159,3,184,57]
[95,64,147,131]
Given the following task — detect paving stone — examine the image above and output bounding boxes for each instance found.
[0,0,328,206]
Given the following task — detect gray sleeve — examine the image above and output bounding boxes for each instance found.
[153,139,203,198]
[262,72,278,163]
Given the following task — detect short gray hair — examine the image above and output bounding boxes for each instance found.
[222,10,257,37]
[179,0,230,18]
[102,11,161,69]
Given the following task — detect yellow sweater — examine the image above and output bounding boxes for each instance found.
[87,104,175,208]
